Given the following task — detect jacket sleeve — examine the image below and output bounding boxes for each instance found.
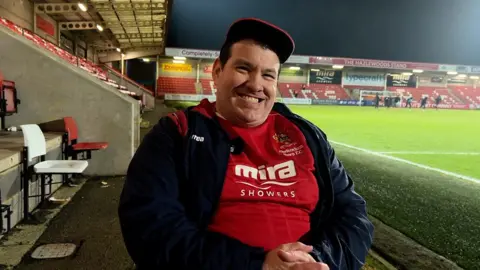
[310,142,374,270]
[118,116,266,270]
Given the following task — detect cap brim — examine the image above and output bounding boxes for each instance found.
[225,18,295,64]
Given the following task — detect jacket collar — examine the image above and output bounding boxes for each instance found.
[192,98,296,120]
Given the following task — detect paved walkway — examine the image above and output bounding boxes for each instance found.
[14,177,134,270]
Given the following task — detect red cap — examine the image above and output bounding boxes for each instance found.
[223,18,295,63]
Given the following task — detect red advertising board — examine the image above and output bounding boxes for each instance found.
[36,15,55,37]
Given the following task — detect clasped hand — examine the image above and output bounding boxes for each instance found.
[262,242,330,270]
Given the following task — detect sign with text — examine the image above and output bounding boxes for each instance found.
[164,94,216,102]
[387,74,417,87]
[342,71,386,87]
[312,99,339,105]
[281,98,312,105]
[471,66,480,73]
[309,70,342,84]
[162,63,193,72]
[309,57,439,71]
[447,77,467,84]
[165,47,309,63]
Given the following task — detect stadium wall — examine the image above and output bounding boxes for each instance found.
[0,0,33,31]
[0,27,140,176]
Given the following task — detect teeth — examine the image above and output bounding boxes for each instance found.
[239,95,259,103]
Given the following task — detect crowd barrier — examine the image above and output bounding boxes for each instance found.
[164,94,479,110]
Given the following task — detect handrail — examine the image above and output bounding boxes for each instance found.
[102,64,154,96]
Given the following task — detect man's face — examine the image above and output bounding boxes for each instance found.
[213,39,280,127]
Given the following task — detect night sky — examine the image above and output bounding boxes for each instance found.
[166,0,480,66]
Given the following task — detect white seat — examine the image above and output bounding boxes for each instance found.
[20,124,88,174]
[34,160,88,174]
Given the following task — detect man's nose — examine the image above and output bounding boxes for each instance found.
[245,72,263,92]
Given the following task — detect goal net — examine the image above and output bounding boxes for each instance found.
[359,90,398,106]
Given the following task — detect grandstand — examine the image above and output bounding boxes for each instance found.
[0,17,155,111]
[155,54,479,110]
[157,67,479,109]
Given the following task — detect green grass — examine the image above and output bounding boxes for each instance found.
[364,254,390,270]
[291,105,480,270]
[291,106,480,178]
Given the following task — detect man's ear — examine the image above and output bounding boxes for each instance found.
[212,58,222,81]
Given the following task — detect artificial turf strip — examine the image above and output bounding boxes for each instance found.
[335,145,480,270]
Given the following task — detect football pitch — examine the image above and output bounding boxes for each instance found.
[290,105,480,270]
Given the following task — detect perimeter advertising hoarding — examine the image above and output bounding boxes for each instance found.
[387,74,417,87]
[309,70,342,84]
[342,71,386,87]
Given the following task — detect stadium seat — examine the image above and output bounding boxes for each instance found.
[0,17,145,106]
[0,79,21,130]
[39,117,109,161]
[199,79,217,95]
[309,84,350,100]
[157,77,196,95]
[450,86,480,105]
[63,117,108,160]
[20,124,88,220]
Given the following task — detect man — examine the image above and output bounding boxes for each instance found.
[394,96,401,108]
[420,96,428,109]
[374,93,380,109]
[435,95,442,110]
[406,96,413,109]
[119,18,373,270]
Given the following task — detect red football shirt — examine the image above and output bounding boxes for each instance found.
[208,112,319,251]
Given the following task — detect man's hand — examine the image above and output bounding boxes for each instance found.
[262,242,329,270]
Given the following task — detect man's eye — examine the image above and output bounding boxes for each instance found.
[264,74,276,79]
[237,66,249,72]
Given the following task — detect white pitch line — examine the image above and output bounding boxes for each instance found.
[378,151,480,155]
[330,140,480,184]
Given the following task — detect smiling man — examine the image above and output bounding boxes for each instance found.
[118,18,374,270]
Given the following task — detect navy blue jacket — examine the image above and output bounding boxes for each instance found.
[118,100,374,270]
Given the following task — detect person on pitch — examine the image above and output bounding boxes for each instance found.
[119,17,374,270]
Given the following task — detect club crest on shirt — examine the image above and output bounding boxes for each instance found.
[273,133,292,144]
[273,132,304,157]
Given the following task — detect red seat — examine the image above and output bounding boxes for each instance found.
[72,142,108,151]
[63,117,108,160]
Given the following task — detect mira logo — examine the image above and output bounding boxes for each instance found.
[234,160,297,190]
[235,160,296,180]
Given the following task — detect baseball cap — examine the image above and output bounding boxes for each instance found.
[222,18,295,64]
